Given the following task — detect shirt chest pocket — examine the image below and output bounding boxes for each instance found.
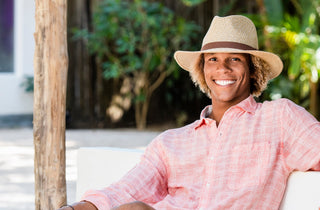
[228,142,270,190]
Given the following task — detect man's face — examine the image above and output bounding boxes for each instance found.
[203,53,251,107]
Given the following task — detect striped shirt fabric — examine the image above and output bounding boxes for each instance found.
[82,95,320,210]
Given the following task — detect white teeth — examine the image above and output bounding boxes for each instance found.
[215,80,236,86]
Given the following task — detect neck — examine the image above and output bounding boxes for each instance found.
[209,95,250,126]
[209,102,230,126]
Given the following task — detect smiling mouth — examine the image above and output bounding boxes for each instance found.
[214,80,236,86]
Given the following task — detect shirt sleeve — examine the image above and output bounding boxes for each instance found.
[280,99,320,171]
[81,136,168,210]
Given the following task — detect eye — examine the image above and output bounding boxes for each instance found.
[231,57,241,61]
[208,57,217,62]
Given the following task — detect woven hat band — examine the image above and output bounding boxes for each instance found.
[201,41,257,51]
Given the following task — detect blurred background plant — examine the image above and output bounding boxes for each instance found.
[21,76,34,92]
[73,0,200,129]
[249,0,320,118]
[180,0,207,6]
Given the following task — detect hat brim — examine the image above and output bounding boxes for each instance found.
[174,48,283,80]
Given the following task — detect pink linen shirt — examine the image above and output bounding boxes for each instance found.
[82,96,320,210]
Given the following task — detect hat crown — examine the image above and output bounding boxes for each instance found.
[202,15,258,50]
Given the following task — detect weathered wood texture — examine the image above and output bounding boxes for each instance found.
[33,0,68,209]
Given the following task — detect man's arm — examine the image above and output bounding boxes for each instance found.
[58,201,97,210]
[111,201,155,210]
[58,200,156,210]
[280,99,320,171]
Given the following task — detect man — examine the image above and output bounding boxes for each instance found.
[59,15,320,210]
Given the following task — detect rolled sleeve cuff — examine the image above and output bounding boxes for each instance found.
[81,190,112,210]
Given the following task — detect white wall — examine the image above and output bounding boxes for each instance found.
[0,0,34,115]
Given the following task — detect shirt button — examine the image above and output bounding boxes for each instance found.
[219,132,222,136]
[210,156,214,160]
[206,183,210,188]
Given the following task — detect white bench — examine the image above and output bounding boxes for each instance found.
[76,147,144,200]
[76,147,320,210]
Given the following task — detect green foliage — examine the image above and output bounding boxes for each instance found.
[217,0,238,16]
[180,0,207,6]
[264,0,283,25]
[252,0,320,110]
[74,0,199,81]
[267,16,320,101]
[21,76,34,92]
[73,0,200,128]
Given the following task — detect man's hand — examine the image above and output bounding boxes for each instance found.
[57,201,97,210]
[111,201,155,210]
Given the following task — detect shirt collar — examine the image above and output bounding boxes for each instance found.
[195,95,257,129]
[234,95,257,114]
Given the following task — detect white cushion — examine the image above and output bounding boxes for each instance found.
[279,171,320,210]
[76,147,143,200]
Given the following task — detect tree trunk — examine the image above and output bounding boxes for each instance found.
[33,0,68,209]
[310,80,319,119]
[135,92,151,130]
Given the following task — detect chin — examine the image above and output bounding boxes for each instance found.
[212,94,243,105]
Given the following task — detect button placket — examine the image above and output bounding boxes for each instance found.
[198,127,220,208]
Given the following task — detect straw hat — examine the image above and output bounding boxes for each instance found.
[174,15,283,81]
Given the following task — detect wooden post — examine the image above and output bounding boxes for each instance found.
[33,0,68,209]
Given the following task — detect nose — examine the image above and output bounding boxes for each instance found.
[216,60,232,72]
